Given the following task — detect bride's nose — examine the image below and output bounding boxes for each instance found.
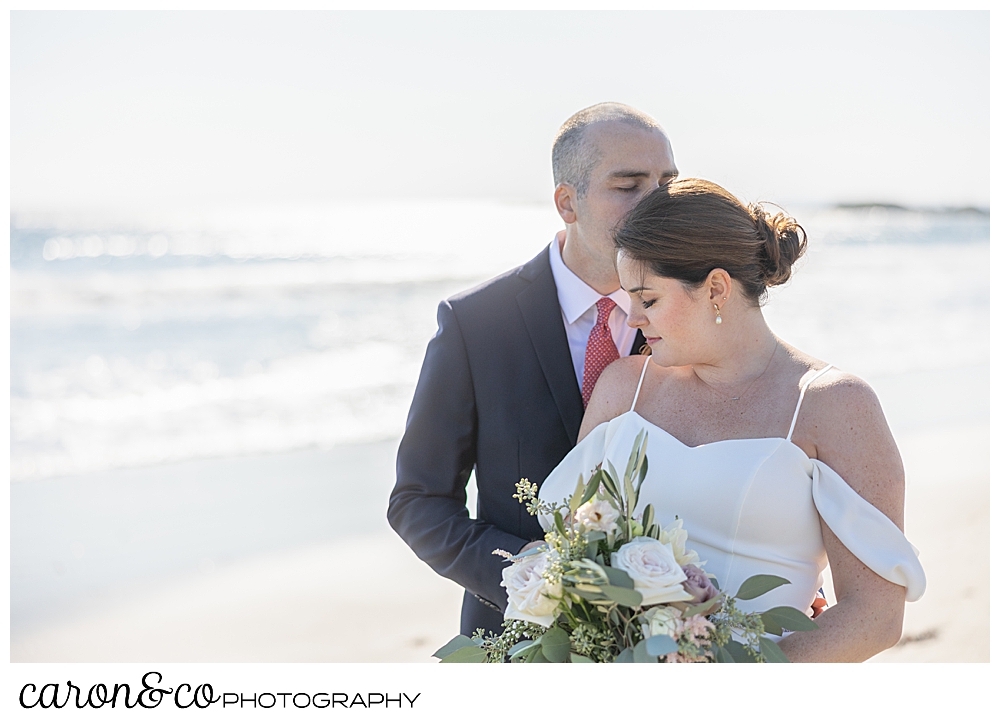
[626,303,646,329]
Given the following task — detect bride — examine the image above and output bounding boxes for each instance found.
[537,179,925,662]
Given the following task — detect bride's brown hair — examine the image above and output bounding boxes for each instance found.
[613,178,807,304]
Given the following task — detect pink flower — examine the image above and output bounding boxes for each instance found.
[682,564,720,605]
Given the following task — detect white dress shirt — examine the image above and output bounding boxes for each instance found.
[548,236,639,393]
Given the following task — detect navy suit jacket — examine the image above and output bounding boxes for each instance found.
[387,245,645,637]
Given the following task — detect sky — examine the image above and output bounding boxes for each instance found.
[10,10,989,213]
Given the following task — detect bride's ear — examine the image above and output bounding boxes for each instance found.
[705,269,732,307]
[554,184,577,224]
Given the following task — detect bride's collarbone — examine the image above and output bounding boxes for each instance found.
[634,387,797,447]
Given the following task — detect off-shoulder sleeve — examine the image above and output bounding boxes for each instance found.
[811,459,926,602]
[537,418,619,531]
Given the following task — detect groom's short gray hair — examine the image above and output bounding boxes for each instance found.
[552,102,664,197]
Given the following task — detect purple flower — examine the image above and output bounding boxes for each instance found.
[682,565,719,604]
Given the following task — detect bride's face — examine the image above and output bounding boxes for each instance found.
[617,254,716,367]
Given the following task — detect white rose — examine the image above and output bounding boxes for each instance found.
[574,499,619,533]
[658,518,704,567]
[500,551,562,627]
[611,536,693,606]
[646,606,684,639]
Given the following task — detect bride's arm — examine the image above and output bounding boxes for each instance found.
[779,373,907,662]
[577,356,649,442]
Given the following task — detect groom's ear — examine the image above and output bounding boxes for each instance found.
[554,184,577,224]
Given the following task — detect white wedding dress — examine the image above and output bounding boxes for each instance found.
[539,358,926,616]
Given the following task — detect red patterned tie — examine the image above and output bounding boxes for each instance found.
[582,297,620,407]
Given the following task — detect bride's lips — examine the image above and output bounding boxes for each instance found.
[645,336,662,344]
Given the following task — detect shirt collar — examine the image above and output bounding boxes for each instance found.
[549,235,631,324]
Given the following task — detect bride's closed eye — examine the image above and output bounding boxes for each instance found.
[641,298,657,309]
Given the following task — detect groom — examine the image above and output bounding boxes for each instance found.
[388,103,679,637]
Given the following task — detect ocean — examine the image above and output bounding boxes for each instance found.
[9,201,989,482]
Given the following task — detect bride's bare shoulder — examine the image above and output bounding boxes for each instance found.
[783,346,882,415]
[794,361,898,475]
[577,356,651,441]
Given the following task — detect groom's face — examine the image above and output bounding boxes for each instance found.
[574,122,678,255]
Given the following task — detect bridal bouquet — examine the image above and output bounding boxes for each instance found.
[434,432,817,663]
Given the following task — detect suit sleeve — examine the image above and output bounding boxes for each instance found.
[387,299,529,609]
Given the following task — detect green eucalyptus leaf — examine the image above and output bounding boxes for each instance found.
[681,594,722,619]
[432,635,479,659]
[519,646,538,663]
[722,640,757,663]
[761,606,820,632]
[644,635,679,657]
[614,648,635,663]
[758,637,790,663]
[715,644,735,663]
[567,586,604,601]
[758,612,785,637]
[598,563,635,590]
[539,626,571,662]
[569,653,596,663]
[527,647,552,663]
[734,574,791,600]
[633,640,658,663]
[600,584,643,608]
[440,646,488,663]
[507,638,541,659]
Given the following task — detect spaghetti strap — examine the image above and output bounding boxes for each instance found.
[786,364,834,440]
[630,356,653,412]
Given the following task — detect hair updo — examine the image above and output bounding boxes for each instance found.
[613,178,807,303]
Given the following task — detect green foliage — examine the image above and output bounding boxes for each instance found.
[722,640,758,663]
[598,563,635,590]
[734,574,790,600]
[599,584,643,608]
[614,648,635,663]
[758,637,790,663]
[539,626,571,662]
[440,646,488,663]
[759,606,819,632]
[507,638,541,660]
[581,470,602,506]
[643,634,679,657]
[432,635,479,659]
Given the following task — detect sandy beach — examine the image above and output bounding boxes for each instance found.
[10,365,988,664]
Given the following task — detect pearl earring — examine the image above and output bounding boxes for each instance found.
[714,304,722,325]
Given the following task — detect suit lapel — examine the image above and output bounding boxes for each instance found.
[516,249,584,443]
[515,248,649,442]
